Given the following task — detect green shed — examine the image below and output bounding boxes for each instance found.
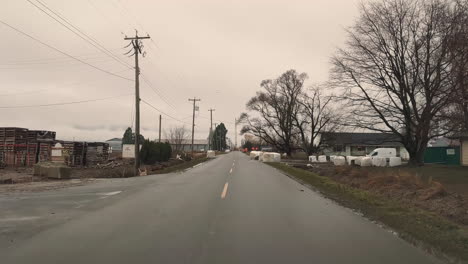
[424,147,461,165]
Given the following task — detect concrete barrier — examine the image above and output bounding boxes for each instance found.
[263,152,281,162]
[361,157,373,167]
[250,151,261,160]
[318,155,328,163]
[354,157,363,166]
[389,157,402,167]
[259,152,265,162]
[333,156,346,166]
[309,156,317,163]
[33,162,71,179]
[346,156,359,165]
[372,157,387,167]
[207,150,216,158]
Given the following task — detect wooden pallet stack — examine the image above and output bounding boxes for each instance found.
[86,142,109,166]
[0,128,4,165]
[0,127,56,167]
[0,128,27,166]
[61,141,86,166]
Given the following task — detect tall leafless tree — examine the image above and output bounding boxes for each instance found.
[332,0,460,165]
[239,70,307,156]
[446,0,468,133]
[292,86,339,155]
[165,125,188,153]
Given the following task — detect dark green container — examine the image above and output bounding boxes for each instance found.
[424,147,460,165]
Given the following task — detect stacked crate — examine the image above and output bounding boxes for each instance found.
[61,141,86,166]
[0,128,4,165]
[0,127,56,167]
[30,130,55,164]
[1,128,28,166]
[86,142,109,166]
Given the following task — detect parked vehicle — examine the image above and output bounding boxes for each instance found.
[367,148,397,158]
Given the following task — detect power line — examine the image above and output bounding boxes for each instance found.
[0,93,132,108]
[28,0,181,115]
[198,114,235,125]
[0,52,121,65]
[0,58,117,69]
[0,19,133,81]
[141,99,190,125]
[86,0,125,35]
[0,68,132,97]
[26,0,133,70]
[140,74,178,110]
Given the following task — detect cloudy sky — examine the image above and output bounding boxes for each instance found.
[0,0,359,143]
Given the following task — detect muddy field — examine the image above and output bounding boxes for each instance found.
[0,154,207,193]
[0,167,98,193]
[290,162,468,226]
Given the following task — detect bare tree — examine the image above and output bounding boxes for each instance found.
[292,86,339,155]
[239,70,307,156]
[332,0,459,165]
[165,126,188,153]
[446,0,468,133]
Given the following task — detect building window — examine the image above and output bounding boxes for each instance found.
[356,146,365,151]
[333,145,344,152]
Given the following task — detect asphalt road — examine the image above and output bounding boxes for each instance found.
[0,152,442,264]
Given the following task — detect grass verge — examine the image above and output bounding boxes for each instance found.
[267,162,468,263]
[152,157,210,174]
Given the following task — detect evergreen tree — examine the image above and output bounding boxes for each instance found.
[211,123,228,151]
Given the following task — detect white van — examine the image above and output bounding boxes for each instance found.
[368,148,397,158]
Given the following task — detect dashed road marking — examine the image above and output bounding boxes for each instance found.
[0,216,41,222]
[221,182,229,199]
[100,191,122,196]
[229,168,233,174]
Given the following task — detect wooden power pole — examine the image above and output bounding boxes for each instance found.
[208,108,215,150]
[188,97,201,153]
[235,118,237,150]
[158,114,162,143]
[124,31,150,176]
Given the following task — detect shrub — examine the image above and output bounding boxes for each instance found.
[140,140,173,164]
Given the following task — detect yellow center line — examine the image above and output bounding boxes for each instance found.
[221,182,229,199]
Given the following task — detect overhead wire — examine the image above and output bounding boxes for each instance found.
[0,68,133,97]
[0,19,133,81]
[30,0,186,118]
[86,0,125,35]
[140,99,190,125]
[26,0,133,70]
[140,74,178,110]
[0,93,133,109]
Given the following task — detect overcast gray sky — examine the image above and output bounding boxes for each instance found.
[0,0,359,143]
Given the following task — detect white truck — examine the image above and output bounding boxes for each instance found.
[367,148,397,158]
[367,148,402,167]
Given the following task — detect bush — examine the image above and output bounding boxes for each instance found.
[140,140,172,164]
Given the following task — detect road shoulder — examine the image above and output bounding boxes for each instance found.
[266,162,468,263]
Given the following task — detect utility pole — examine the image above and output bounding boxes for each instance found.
[208,108,215,150]
[188,97,201,154]
[214,123,218,151]
[124,31,150,176]
[158,115,162,143]
[235,118,237,150]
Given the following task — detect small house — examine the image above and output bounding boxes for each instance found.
[318,132,409,159]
